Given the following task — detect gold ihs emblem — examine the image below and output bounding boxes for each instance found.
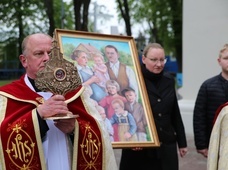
[6,120,36,169]
[80,124,101,169]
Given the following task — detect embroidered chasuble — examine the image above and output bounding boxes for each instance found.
[0,75,117,170]
[0,35,117,170]
[208,103,228,170]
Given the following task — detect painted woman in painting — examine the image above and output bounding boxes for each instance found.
[71,49,107,102]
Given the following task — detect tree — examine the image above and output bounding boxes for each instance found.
[73,0,91,31]
[0,0,73,63]
[57,1,75,30]
[124,0,183,72]
[0,0,48,72]
[0,0,48,55]
[44,0,75,35]
[116,0,132,36]
[43,0,55,36]
[169,0,182,72]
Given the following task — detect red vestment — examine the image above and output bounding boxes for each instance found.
[0,75,105,170]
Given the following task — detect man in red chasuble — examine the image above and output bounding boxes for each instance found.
[0,33,117,170]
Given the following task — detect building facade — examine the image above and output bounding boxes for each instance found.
[180,0,228,134]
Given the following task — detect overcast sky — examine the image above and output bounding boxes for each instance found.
[63,0,145,37]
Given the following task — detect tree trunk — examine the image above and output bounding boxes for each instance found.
[81,0,90,31]
[43,0,55,36]
[170,0,183,72]
[73,0,82,30]
[16,0,23,70]
[73,0,90,31]
[116,0,132,36]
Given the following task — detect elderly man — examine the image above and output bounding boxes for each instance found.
[0,33,117,170]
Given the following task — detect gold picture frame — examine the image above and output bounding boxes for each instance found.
[54,29,160,148]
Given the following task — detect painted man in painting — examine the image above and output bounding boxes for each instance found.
[104,45,138,98]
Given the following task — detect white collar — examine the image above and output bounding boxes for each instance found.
[77,64,90,71]
[110,61,120,67]
[116,111,128,117]
[24,74,53,100]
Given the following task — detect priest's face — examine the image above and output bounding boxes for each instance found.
[20,34,52,79]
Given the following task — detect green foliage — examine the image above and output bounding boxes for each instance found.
[63,43,75,61]
[0,80,13,87]
[0,0,75,66]
[0,0,49,62]
[0,0,183,71]
[0,37,18,61]
[121,0,182,60]
[118,51,133,66]
[53,0,74,30]
[0,0,49,39]
[146,126,151,141]
[63,3,75,30]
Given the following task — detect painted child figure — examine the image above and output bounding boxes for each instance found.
[99,80,127,141]
[122,87,148,141]
[109,99,138,142]
[92,53,110,89]
[97,105,114,142]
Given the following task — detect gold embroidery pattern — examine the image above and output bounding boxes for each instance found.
[35,97,44,104]
[80,123,101,169]
[5,119,37,170]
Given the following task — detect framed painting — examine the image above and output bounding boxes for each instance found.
[54,29,160,148]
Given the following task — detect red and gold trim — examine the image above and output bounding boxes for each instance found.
[66,90,104,170]
[0,77,45,170]
[0,100,44,170]
[0,75,105,169]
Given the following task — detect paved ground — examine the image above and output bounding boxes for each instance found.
[178,135,207,170]
[113,135,207,170]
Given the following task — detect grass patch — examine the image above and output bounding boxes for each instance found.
[0,80,14,86]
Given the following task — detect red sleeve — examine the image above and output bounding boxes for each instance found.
[213,102,228,125]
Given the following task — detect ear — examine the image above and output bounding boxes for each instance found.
[19,54,27,68]
[141,55,146,64]
[217,58,221,66]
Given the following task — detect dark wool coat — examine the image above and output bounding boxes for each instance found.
[193,73,228,150]
[120,64,187,170]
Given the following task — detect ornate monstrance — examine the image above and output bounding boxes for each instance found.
[35,36,81,95]
[35,35,81,119]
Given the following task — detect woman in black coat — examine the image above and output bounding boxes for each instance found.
[120,43,188,170]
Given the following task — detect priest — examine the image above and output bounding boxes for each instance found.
[0,33,117,170]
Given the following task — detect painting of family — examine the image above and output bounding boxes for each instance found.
[55,29,159,148]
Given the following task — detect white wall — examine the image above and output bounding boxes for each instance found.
[180,0,228,135]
